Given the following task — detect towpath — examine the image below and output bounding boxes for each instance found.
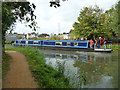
[2,51,38,88]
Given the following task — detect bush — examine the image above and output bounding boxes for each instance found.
[2,53,12,78]
[5,40,15,44]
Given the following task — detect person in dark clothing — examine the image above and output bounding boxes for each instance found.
[92,38,95,48]
[98,37,101,48]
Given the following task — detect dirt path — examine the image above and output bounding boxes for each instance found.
[2,51,38,88]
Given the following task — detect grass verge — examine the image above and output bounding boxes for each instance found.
[111,44,120,50]
[101,43,120,50]
[2,52,12,78]
[5,47,72,88]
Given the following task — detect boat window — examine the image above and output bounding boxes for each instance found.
[74,42,78,46]
[21,41,25,44]
[67,42,71,46]
[48,42,55,45]
[34,41,38,44]
[28,41,33,44]
[56,42,62,46]
[62,42,67,46]
[26,41,28,44]
[78,43,87,46]
[18,41,21,43]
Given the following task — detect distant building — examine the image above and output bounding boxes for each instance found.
[18,34,26,39]
[26,33,38,39]
[6,33,26,41]
[62,33,70,39]
[38,33,50,39]
[58,33,70,39]
[6,34,19,41]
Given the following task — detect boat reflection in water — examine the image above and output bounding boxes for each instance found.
[43,51,118,88]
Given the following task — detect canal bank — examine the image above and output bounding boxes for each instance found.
[4,47,72,88]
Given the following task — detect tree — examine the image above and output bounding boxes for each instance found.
[2,1,38,52]
[72,5,106,40]
[105,2,119,39]
[18,35,22,39]
[72,5,119,40]
[13,32,18,34]
[49,0,68,8]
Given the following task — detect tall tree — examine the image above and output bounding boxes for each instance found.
[2,1,37,52]
[72,5,104,40]
[105,1,119,39]
[72,4,119,40]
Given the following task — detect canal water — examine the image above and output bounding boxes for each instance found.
[40,49,118,88]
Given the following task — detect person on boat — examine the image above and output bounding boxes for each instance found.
[92,38,95,48]
[99,37,104,46]
[94,39,98,48]
[98,38,100,48]
[89,39,94,48]
[104,38,107,49]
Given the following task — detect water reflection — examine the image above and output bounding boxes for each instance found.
[42,50,118,88]
[45,52,112,66]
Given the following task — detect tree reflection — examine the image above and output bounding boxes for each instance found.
[73,54,118,88]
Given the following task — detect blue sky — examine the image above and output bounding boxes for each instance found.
[13,0,118,35]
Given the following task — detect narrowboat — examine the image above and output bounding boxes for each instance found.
[13,40,112,53]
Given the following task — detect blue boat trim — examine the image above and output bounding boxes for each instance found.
[14,40,89,48]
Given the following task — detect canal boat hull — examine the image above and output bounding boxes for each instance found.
[38,46,94,52]
[94,48,112,53]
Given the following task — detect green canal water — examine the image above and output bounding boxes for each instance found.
[40,49,118,88]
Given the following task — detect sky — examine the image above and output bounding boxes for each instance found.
[12,0,118,35]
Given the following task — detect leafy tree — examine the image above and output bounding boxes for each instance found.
[63,32,66,34]
[72,4,119,40]
[49,0,68,8]
[72,5,105,40]
[50,34,60,40]
[105,1,119,39]
[13,32,18,34]
[18,35,22,39]
[69,29,76,40]
[2,1,38,52]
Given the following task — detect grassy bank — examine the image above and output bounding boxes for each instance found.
[101,43,120,50]
[111,44,120,50]
[2,53,12,78]
[5,47,72,88]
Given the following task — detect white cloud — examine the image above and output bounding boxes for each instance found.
[13,0,118,35]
